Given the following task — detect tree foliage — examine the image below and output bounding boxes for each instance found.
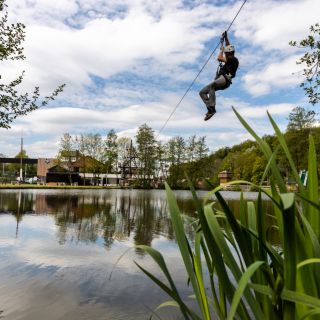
[104,129,118,172]
[135,124,156,188]
[287,106,316,131]
[0,0,65,129]
[290,23,320,105]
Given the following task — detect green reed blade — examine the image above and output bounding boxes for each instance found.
[259,146,280,187]
[155,300,179,311]
[165,183,210,319]
[204,204,243,280]
[297,258,320,269]
[135,245,181,296]
[296,194,320,210]
[194,231,211,320]
[205,180,282,211]
[307,135,319,238]
[242,226,283,273]
[299,308,320,320]
[232,107,286,193]
[257,191,267,261]
[227,261,265,320]
[239,192,247,226]
[204,204,263,319]
[186,176,240,312]
[251,284,320,310]
[280,193,296,319]
[298,211,320,258]
[134,261,198,320]
[267,112,306,197]
[215,191,253,268]
[281,289,320,309]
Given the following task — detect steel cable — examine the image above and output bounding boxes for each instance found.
[156,0,248,138]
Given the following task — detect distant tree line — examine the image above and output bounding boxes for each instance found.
[1,106,318,188]
[57,125,210,188]
[177,106,320,188]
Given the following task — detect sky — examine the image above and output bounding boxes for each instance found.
[0,0,319,158]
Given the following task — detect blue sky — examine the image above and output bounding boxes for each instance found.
[0,0,319,157]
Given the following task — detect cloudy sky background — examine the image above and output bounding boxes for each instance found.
[1,0,319,157]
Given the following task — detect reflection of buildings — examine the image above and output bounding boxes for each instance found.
[0,190,278,248]
[0,190,187,248]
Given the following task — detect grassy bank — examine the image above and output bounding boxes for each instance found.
[0,184,117,190]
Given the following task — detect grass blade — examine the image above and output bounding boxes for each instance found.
[135,261,198,320]
[307,135,319,237]
[267,112,306,196]
[227,261,265,320]
[232,107,286,192]
[279,193,296,319]
[165,183,210,319]
[297,258,320,269]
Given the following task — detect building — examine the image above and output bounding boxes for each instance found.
[218,170,233,185]
[37,158,82,184]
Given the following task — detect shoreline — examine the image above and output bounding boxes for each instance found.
[0,184,118,190]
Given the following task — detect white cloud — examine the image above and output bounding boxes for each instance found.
[0,96,294,157]
[4,0,222,94]
[1,0,316,157]
[242,55,303,96]
[234,0,320,52]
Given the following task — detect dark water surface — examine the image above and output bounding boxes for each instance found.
[0,189,271,320]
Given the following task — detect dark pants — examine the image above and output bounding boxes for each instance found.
[199,75,229,112]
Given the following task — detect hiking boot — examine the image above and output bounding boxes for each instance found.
[204,110,216,121]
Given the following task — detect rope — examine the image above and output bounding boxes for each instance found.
[156,0,248,138]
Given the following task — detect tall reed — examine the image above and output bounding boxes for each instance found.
[135,109,320,319]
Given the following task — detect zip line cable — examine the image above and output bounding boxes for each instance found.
[156,0,248,138]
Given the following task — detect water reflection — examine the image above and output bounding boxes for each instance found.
[0,189,273,320]
[0,190,274,249]
[0,191,185,252]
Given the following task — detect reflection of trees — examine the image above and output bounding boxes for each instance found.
[0,191,35,237]
[0,190,200,248]
[45,191,175,249]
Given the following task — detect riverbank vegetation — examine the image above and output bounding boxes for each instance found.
[2,105,311,189]
[2,109,318,189]
[55,106,318,189]
[135,109,320,319]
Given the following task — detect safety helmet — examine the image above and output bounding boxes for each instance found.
[225,45,235,53]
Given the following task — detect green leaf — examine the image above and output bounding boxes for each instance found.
[299,308,320,320]
[232,107,286,193]
[280,193,295,210]
[281,289,320,309]
[267,111,306,197]
[155,300,179,311]
[297,258,320,269]
[134,261,199,320]
[307,135,320,238]
[204,204,263,319]
[280,193,296,319]
[165,183,210,319]
[186,176,240,315]
[227,261,265,320]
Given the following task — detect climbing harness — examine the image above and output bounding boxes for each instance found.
[156,0,248,138]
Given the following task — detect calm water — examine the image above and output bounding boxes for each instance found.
[0,189,272,320]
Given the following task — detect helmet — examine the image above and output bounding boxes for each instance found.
[225,45,235,53]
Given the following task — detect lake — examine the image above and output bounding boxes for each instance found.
[0,189,272,319]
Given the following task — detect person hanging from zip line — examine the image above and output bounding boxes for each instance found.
[199,31,239,121]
